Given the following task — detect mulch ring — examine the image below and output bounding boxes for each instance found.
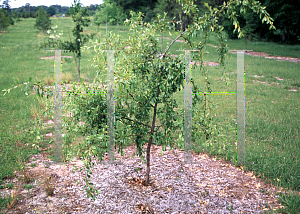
[229,51,300,63]
[0,143,285,214]
[251,75,298,91]
[190,61,219,66]
[39,56,73,60]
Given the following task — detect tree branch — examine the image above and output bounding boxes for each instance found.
[68,29,78,68]
[145,27,191,63]
[120,81,155,109]
[119,116,152,129]
[160,27,192,60]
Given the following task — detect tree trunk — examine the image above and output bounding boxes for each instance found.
[145,86,160,186]
[282,30,286,42]
[78,57,80,82]
[161,31,163,54]
[179,14,182,31]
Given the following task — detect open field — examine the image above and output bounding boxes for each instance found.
[0,17,299,213]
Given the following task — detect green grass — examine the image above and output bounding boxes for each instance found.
[23,183,34,190]
[0,17,299,213]
[0,19,43,179]
[206,33,300,58]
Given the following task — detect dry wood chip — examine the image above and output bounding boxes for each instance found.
[1,144,284,214]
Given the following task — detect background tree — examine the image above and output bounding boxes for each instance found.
[153,0,168,19]
[93,8,102,31]
[114,0,127,30]
[34,7,52,33]
[265,0,300,43]
[143,6,155,23]
[87,4,99,16]
[2,0,11,12]
[222,5,259,49]
[99,0,120,25]
[222,0,300,44]
[66,6,74,17]
[47,6,56,16]
[93,0,126,32]
[152,0,210,31]
[60,6,70,14]
[0,8,10,32]
[1,0,14,25]
[41,0,95,82]
[51,5,60,15]
[118,0,158,20]
[25,3,30,14]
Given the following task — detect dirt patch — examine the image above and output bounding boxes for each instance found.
[39,56,73,60]
[274,76,284,81]
[191,61,220,66]
[252,78,298,91]
[253,78,298,91]
[229,51,300,63]
[265,56,300,63]
[208,44,218,48]
[204,61,219,66]
[245,51,270,57]
[83,30,94,35]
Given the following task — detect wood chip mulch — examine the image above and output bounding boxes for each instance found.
[1,143,285,214]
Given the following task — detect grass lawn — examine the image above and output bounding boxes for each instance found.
[0,17,299,213]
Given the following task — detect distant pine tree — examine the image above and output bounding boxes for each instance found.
[34,7,52,34]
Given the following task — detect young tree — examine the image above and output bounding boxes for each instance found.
[41,0,95,82]
[34,7,52,33]
[39,0,275,198]
[93,7,103,31]
[7,0,275,200]
[0,8,10,32]
[77,0,274,191]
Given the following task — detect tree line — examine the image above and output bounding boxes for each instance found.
[93,0,299,44]
[1,0,299,43]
